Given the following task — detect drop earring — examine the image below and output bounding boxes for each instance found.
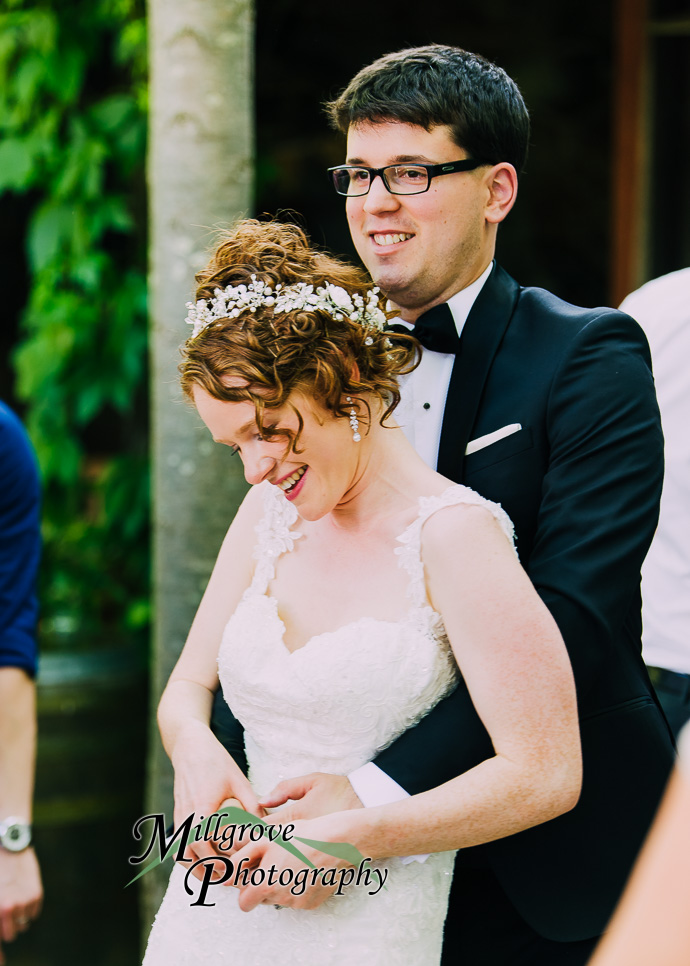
[346,397,361,442]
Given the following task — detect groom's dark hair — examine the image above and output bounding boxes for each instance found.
[325,44,530,175]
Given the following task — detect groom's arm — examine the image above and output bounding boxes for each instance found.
[526,311,663,690]
[363,678,494,796]
[209,687,248,776]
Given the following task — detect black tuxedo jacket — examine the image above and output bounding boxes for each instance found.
[373,263,674,942]
[210,263,674,944]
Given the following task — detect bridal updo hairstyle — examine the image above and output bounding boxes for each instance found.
[180,219,418,449]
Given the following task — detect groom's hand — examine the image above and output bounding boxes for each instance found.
[259,773,364,822]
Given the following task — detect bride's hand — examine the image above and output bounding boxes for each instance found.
[230,812,363,912]
[170,719,262,880]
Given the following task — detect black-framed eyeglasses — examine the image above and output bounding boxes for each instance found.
[327,159,487,197]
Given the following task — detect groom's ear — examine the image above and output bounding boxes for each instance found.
[484,163,518,224]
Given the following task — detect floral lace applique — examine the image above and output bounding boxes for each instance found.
[247,482,301,595]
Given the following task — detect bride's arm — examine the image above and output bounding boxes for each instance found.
[157,484,267,837]
[329,503,581,858]
[325,502,582,858]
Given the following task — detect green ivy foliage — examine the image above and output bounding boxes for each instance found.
[0,0,149,648]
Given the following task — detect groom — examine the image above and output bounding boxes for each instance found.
[212,45,674,964]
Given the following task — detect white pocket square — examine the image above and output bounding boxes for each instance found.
[465,423,522,456]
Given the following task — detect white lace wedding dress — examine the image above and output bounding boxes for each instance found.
[143,482,515,965]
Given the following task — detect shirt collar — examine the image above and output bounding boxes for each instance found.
[445,261,494,337]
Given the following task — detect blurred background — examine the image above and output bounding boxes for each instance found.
[1,0,688,962]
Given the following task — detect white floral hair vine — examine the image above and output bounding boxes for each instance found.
[184,275,389,342]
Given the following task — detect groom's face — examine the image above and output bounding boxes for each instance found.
[345,121,495,322]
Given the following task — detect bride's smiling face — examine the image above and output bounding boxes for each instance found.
[192,384,363,521]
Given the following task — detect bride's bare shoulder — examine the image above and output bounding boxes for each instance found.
[217,481,271,553]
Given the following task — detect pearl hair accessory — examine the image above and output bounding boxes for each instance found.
[185,275,388,340]
[346,397,361,442]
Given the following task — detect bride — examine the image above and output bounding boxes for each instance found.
[142,219,581,965]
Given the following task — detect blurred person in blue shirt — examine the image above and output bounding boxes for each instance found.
[0,401,42,964]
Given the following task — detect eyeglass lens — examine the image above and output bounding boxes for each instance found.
[332,165,430,196]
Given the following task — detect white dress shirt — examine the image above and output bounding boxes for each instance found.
[620,269,690,675]
[349,262,493,821]
[392,262,494,468]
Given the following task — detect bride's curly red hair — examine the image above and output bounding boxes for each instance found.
[179,219,418,450]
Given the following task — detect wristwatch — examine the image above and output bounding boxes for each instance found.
[0,816,32,852]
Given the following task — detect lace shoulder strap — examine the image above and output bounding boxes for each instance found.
[394,484,517,608]
[246,482,301,596]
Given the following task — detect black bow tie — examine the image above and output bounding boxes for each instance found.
[388,303,461,354]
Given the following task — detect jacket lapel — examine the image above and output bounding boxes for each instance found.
[436,263,520,481]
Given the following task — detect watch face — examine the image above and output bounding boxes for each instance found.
[1,821,31,852]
